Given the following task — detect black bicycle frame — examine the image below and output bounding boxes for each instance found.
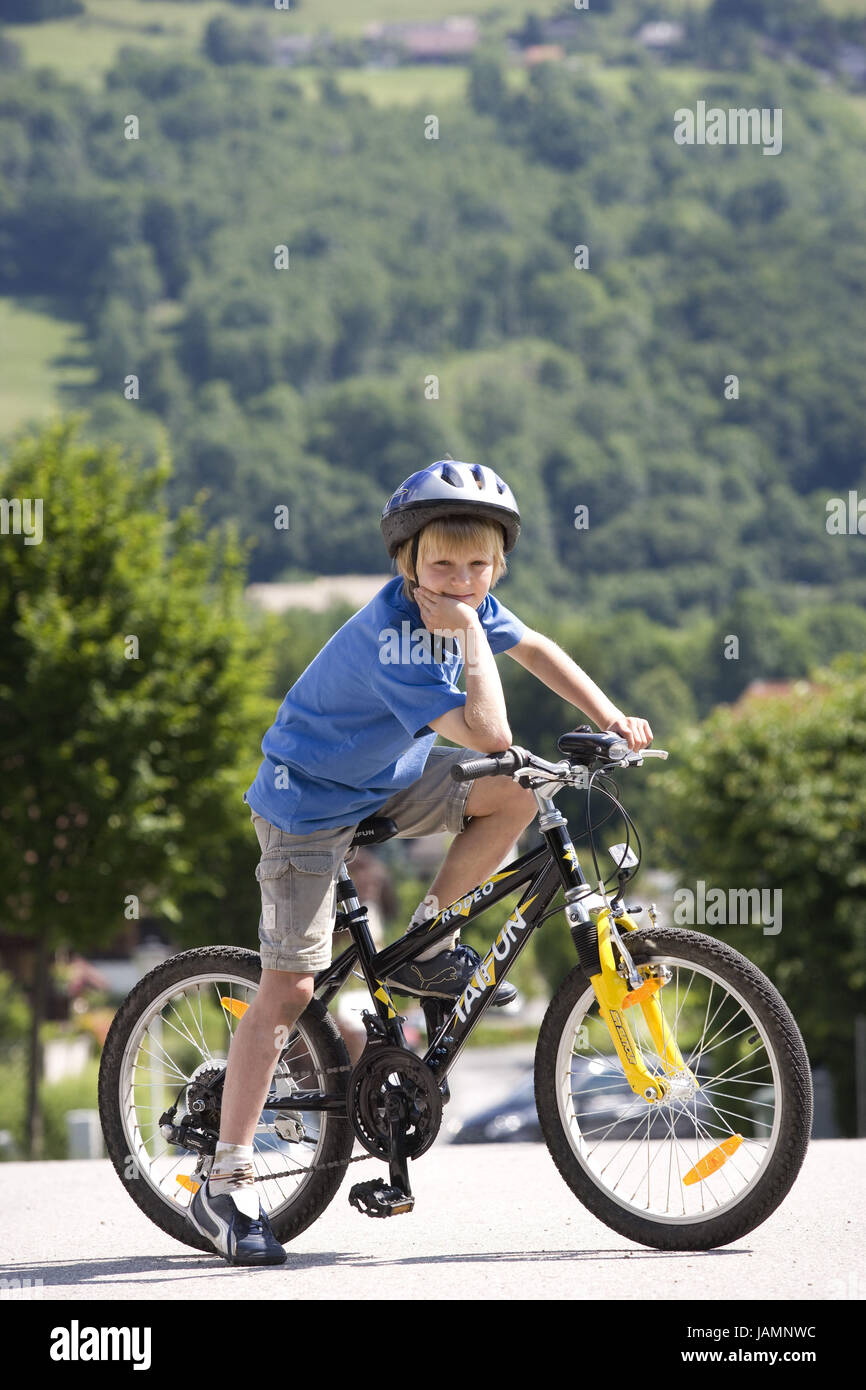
[262,817,593,1113]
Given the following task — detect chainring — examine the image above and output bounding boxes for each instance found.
[348,1045,443,1160]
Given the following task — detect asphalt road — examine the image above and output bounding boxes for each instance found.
[2,1137,863,1303]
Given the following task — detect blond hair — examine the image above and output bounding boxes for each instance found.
[394,516,507,601]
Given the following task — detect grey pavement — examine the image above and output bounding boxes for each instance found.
[2,1135,864,1302]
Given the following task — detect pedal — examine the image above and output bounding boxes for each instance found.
[349,1180,415,1218]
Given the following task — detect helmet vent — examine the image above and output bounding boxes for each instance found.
[470,464,485,489]
[439,462,463,487]
[494,474,506,494]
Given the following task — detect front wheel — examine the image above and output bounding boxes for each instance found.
[98,946,355,1253]
[535,927,812,1251]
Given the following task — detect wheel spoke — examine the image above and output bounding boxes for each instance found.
[549,947,792,1231]
[111,967,342,1229]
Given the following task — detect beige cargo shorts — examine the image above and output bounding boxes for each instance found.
[250,745,479,973]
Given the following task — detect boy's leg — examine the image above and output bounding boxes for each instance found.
[217,969,314,1147]
[187,971,304,1263]
[423,771,536,916]
[214,812,354,1153]
[187,812,353,1263]
[378,748,537,1000]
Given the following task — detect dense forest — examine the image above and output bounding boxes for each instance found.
[0,0,864,681]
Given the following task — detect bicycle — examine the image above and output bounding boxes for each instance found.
[98,728,812,1253]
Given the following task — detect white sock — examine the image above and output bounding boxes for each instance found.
[209,1142,259,1217]
[409,895,458,961]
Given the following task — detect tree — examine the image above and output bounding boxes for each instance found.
[468,54,506,117]
[0,417,275,1155]
[0,26,21,70]
[202,16,271,67]
[95,244,164,315]
[657,655,866,1135]
[0,0,83,19]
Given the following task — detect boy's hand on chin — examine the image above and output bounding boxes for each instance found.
[414,586,479,634]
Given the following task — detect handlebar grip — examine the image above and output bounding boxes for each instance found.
[450,749,520,782]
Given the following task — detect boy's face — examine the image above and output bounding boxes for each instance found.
[415,546,495,609]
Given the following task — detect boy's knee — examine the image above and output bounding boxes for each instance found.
[465,775,536,823]
[503,778,536,819]
[257,970,314,1013]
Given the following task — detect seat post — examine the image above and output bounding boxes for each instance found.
[335,864,382,987]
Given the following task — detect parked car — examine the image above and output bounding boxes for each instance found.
[449,1058,716,1144]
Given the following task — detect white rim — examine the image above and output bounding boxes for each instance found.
[553,955,783,1226]
[117,969,331,1219]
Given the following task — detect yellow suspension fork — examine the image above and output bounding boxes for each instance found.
[588,908,693,1101]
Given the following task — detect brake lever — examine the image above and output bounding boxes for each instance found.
[513,759,574,789]
[609,748,669,767]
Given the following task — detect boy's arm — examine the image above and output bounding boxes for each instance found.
[429,614,512,752]
[507,628,652,750]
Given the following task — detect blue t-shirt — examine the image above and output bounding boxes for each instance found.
[244,576,526,834]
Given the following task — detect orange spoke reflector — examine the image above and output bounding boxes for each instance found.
[621,978,663,1008]
[176,1174,201,1194]
[683,1135,744,1186]
[220,996,249,1019]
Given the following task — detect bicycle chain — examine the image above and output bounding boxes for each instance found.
[250,1050,445,1184]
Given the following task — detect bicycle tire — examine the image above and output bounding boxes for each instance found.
[535,926,812,1251]
[98,946,355,1253]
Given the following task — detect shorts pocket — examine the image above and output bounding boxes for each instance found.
[286,850,337,875]
[255,850,338,880]
[255,857,291,883]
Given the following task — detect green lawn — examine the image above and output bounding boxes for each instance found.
[7,0,866,95]
[0,298,97,441]
[3,0,534,87]
[285,62,532,107]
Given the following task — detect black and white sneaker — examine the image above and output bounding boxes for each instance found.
[385,943,518,1007]
[188,1172,287,1266]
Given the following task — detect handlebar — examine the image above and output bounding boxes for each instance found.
[450,748,526,783]
[450,743,668,784]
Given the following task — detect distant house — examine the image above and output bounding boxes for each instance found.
[523,44,565,67]
[734,679,818,707]
[837,43,866,86]
[273,34,316,66]
[636,21,684,50]
[245,575,391,614]
[364,17,479,64]
[536,17,582,43]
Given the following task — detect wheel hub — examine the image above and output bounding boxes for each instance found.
[184,1060,227,1132]
[663,1068,699,1105]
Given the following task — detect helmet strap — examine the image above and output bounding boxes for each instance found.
[409,532,420,601]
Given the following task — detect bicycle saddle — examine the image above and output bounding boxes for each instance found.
[349,816,399,848]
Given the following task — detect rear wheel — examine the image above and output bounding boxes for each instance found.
[98,946,355,1252]
[535,927,812,1250]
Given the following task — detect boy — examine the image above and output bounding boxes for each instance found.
[189,459,652,1264]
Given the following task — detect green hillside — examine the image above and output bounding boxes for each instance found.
[1,0,865,658]
[0,298,97,429]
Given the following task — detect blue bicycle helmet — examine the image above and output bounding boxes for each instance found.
[381,460,521,559]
